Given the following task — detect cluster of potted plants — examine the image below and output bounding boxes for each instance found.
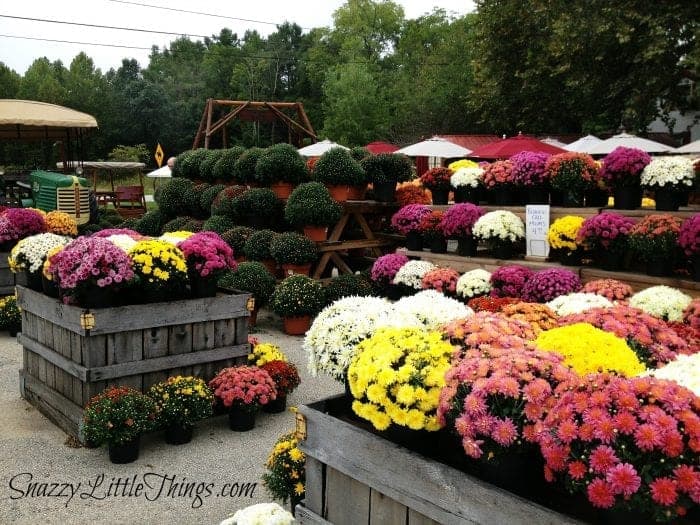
[262,431,307,513]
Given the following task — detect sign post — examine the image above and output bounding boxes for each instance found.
[526,205,550,257]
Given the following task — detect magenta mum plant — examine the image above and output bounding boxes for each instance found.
[520,268,581,303]
[600,147,652,188]
[678,214,700,257]
[578,212,636,254]
[178,231,236,278]
[370,253,409,287]
[0,208,47,242]
[510,151,551,187]
[390,204,432,235]
[489,265,534,298]
[440,203,484,237]
[92,228,146,239]
[208,365,277,411]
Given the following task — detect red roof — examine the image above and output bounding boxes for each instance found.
[469,133,567,159]
[365,141,399,154]
[436,134,501,152]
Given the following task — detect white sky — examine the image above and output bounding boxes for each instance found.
[0,0,475,75]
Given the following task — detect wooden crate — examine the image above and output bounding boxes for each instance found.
[0,252,26,295]
[16,286,251,441]
[297,396,583,525]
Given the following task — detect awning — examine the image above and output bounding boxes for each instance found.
[0,99,98,140]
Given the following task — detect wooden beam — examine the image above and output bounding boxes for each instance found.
[264,103,316,139]
[20,334,88,381]
[207,102,250,136]
[204,98,214,149]
[213,100,301,108]
[192,99,211,149]
[297,102,317,140]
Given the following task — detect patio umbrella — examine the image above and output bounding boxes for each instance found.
[675,139,700,154]
[297,139,349,156]
[146,165,171,178]
[396,136,471,157]
[365,141,399,154]
[540,137,569,148]
[468,133,566,159]
[565,134,602,153]
[587,132,674,155]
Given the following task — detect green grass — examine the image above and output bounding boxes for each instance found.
[93,173,155,197]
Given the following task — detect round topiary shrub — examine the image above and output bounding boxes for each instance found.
[269,232,318,265]
[233,147,265,185]
[79,223,104,236]
[171,150,193,178]
[161,216,191,233]
[312,148,366,186]
[220,227,254,258]
[155,177,196,219]
[210,185,248,218]
[191,183,212,218]
[269,275,325,318]
[323,273,374,305]
[255,143,308,185]
[361,153,413,184]
[212,146,246,182]
[117,217,141,230]
[284,182,342,227]
[200,184,226,217]
[99,208,124,226]
[235,188,280,218]
[350,146,371,162]
[199,149,225,182]
[135,210,164,236]
[179,148,209,180]
[181,218,203,232]
[218,261,276,308]
[202,214,236,234]
[243,229,278,261]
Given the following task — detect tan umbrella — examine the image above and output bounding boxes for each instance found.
[587,133,674,154]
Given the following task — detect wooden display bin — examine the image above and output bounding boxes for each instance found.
[16,286,251,441]
[296,396,583,525]
[0,252,26,295]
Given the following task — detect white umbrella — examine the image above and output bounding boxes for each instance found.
[565,134,602,153]
[587,132,674,155]
[675,139,700,154]
[297,139,349,156]
[146,165,172,178]
[396,136,471,157]
[540,137,568,148]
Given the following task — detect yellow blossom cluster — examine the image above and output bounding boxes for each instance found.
[128,240,187,283]
[45,211,78,236]
[42,245,63,280]
[263,432,306,501]
[249,343,287,366]
[547,215,585,251]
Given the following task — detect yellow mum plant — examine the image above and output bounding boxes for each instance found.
[348,327,453,432]
[128,239,188,300]
[535,323,645,377]
[262,431,306,505]
[45,211,78,236]
[448,159,479,171]
[248,342,287,366]
[547,215,585,252]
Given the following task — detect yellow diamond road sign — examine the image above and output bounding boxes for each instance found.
[155,143,164,168]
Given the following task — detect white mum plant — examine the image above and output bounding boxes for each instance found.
[628,285,692,322]
[450,167,484,189]
[392,290,473,330]
[643,353,700,397]
[640,157,695,188]
[472,210,525,243]
[546,292,613,317]
[456,269,492,299]
[392,260,436,289]
[219,503,294,525]
[8,233,71,273]
[105,234,139,252]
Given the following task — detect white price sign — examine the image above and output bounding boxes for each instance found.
[526,205,550,257]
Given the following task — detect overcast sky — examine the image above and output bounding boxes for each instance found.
[0,0,475,75]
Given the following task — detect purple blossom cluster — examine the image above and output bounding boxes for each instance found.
[0,208,47,242]
[578,212,637,250]
[520,268,581,303]
[678,214,700,256]
[370,253,409,285]
[390,204,432,235]
[489,265,534,298]
[509,151,551,187]
[92,228,144,239]
[440,203,484,237]
[49,237,134,290]
[600,147,652,187]
[178,231,237,277]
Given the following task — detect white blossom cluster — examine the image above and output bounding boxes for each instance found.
[392,260,436,289]
[640,157,695,188]
[455,269,492,299]
[219,503,295,525]
[546,292,613,317]
[472,210,525,242]
[629,285,692,322]
[9,233,71,272]
[450,167,484,189]
[643,353,700,397]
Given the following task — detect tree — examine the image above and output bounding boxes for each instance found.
[17,58,67,104]
[0,62,20,98]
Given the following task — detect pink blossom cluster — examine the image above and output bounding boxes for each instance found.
[577,213,636,250]
[683,298,700,330]
[48,236,134,290]
[208,365,277,408]
[421,267,460,295]
[441,311,537,354]
[558,305,689,368]
[667,322,700,354]
[581,279,633,301]
[92,228,146,239]
[537,373,700,518]
[520,268,581,303]
[509,151,551,187]
[390,204,432,235]
[678,214,700,256]
[437,347,575,459]
[489,265,534,298]
[0,208,47,242]
[481,160,515,188]
[440,203,484,237]
[178,231,236,277]
[370,253,409,286]
[600,147,652,187]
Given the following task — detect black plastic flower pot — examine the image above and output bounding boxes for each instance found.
[654,187,679,211]
[108,436,140,464]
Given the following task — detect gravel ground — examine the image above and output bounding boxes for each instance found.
[0,309,342,525]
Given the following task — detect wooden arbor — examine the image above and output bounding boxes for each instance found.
[192,99,317,149]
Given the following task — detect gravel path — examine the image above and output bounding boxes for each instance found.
[0,309,342,524]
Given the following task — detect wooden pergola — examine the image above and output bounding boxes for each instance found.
[192,99,317,149]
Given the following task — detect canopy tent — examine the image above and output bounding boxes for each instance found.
[540,137,569,148]
[297,139,349,157]
[365,141,399,154]
[0,99,97,141]
[565,134,602,153]
[469,133,566,159]
[146,165,172,178]
[675,139,700,154]
[396,136,471,157]
[587,132,674,155]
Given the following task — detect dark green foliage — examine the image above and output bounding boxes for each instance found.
[79,223,104,236]
[181,218,204,232]
[323,273,375,305]
[181,148,209,180]
[312,147,366,185]
[255,143,309,185]
[234,188,280,216]
[191,183,211,218]
[232,147,265,185]
[350,146,371,162]
[171,150,193,178]
[199,149,225,182]
[220,226,254,258]
[269,275,324,317]
[135,210,164,236]
[161,216,191,233]
[360,153,413,184]
[284,182,342,227]
[243,229,278,261]
[117,218,141,230]
[212,146,246,182]
[218,262,276,307]
[202,214,236,234]
[269,232,318,265]
[99,208,125,226]
[155,177,196,219]
[210,185,248,218]
[200,184,226,217]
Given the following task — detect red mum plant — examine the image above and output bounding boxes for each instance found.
[419,167,453,191]
[627,214,682,263]
[667,322,700,355]
[421,267,460,296]
[467,295,521,312]
[489,265,534,298]
[260,360,301,396]
[683,298,700,330]
[208,366,277,412]
[581,279,633,302]
[418,210,445,241]
[536,373,700,521]
[395,182,431,206]
[481,160,515,189]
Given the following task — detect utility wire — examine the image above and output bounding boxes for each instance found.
[0,33,152,50]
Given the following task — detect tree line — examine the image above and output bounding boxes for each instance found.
[0,0,697,166]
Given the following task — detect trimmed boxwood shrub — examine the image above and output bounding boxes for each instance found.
[135,210,164,236]
[243,229,278,261]
[235,188,280,217]
[155,177,197,219]
[171,150,193,178]
[161,216,191,233]
[269,232,318,265]
[79,223,104,236]
[284,182,342,227]
[323,273,375,305]
[210,185,248,218]
[178,148,209,180]
[361,153,413,184]
[312,148,366,186]
[218,262,276,308]
[255,143,309,185]
[99,208,125,226]
[220,226,254,258]
[202,214,236,234]
[200,184,226,216]
[199,149,225,182]
[212,146,246,182]
[233,147,265,185]
[269,275,324,318]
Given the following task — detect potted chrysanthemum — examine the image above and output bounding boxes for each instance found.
[440,203,484,256]
[472,210,525,259]
[178,231,237,297]
[627,214,683,276]
[577,212,637,271]
[269,275,324,335]
[679,214,700,280]
[390,204,432,251]
[600,146,651,210]
[449,162,483,203]
[641,156,695,211]
[546,215,585,265]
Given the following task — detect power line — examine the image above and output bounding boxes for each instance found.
[0,33,152,50]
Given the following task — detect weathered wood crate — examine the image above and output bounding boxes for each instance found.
[17,286,251,441]
[0,252,26,295]
[296,396,584,525]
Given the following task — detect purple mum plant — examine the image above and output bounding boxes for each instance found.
[578,212,637,253]
[678,214,700,257]
[178,231,237,278]
[441,203,484,238]
[0,208,47,242]
[510,151,551,187]
[520,268,581,303]
[370,253,409,287]
[489,265,534,298]
[600,147,652,188]
[391,204,432,235]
